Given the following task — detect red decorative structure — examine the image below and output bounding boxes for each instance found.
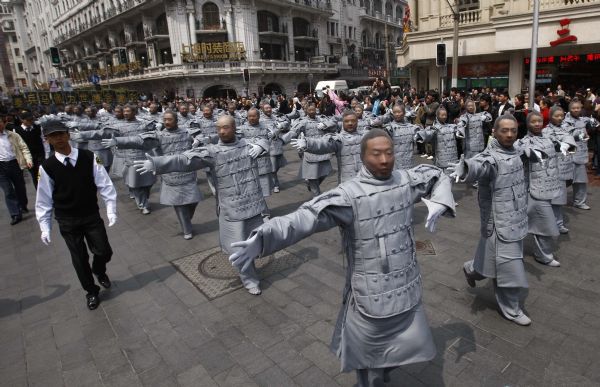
[550,18,577,47]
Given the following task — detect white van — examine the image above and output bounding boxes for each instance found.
[315,80,349,97]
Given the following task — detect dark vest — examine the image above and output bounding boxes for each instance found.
[14,124,44,156]
[42,149,99,218]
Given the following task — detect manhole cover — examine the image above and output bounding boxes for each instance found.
[172,247,313,300]
[200,250,274,280]
[416,240,436,255]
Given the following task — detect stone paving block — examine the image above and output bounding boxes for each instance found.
[81,317,116,348]
[194,339,236,377]
[253,365,299,387]
[27,368,64,387]
[542,361,597,387]
[138,361,179,387]
[57,338,95,372]
[214,366,259,387]
[293,365,339,387]
[300,341,340,377]
[62,361,103,387]
[228,341,275,376]
[90,339,131,378]
[121,338,163,375]
[215,325,247,349]
[310,301,339,322]
[280,301,318,327]
[267,274,300,292]
[306,320,334,344]
[176,364,217,387]
[250,301,290,328]
[386,367,428,387]
[549,337,595,375]
[242,319,285,349]
[264,340,312,378]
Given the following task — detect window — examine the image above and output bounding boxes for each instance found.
[11,35,17,43]
[458,0,479,11]
[202,3,220,30]
[17,63,24,72]
[14,48,19,56]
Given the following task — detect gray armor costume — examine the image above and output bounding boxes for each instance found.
[177,113,195,129]
[461,139,530,323]
[190,115,218,195]
[283,115,337,195]
[69,117,114,170]
[384,120,420,170]
[416,120,460,170]
[244,165,455,384]
[261,112,291,189]
[113,127,201,236]
[457,111,493,158]
[517,134,561,264]
[543,123,577,230]
[564,113,599,207]
[148,138,268,289]
[303,129,364,183]
[237,121,273,196]
[79,118,157,211]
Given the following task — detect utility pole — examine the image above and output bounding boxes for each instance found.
[384,21,391,84]
[445,0,459,88]
[528,0,540,108]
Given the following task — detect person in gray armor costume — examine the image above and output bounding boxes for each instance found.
[225,102,244,127]
[517,111,574,267]
[291,110,364,184]
[384,104,421,171]
[449,115,534,326]
[134,115,268,295]
[282,104,337,196]
[101,110,201,239]
[176,104,195,129]
[67,106,114,172]
[457,100,493,159]
[229,129,456,387]
[237,108,274,198]
[416,107,461,173]
[542,106,578,234]
[190,105,219,195]
[260,103,292,193]
[64,105,86,150]
[352,105,375,135]
[564,99,599,210]
[74,104,157,214]
[142,103,164,127]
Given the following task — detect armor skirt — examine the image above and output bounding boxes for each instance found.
[573,163,588,183]
[219,213,264,255]
[110,155,126,179]
[527,196,560,237]
[331,298,436,372]
[301,159,332,180]
[159,180,202,206]
[550,182,567,206]
[258,174,273,197]
[270,154,287,172]
[473,230,528,288]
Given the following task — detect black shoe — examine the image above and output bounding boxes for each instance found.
[10,215,22,225]
[86,293,100,310]
[20,207,29,213]
[97,274,111,289]
[463,267,476,288]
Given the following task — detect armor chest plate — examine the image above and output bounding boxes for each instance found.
[523,136,560,201]
[390,123,417,170]
[434,124,458,167]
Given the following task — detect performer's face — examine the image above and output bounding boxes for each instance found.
[363,136,394,179]
[217,120,236,143]
[247,110,259,125]
[550,109,564,126]
[163,113,177,130]
[262,105,272,116]
[392,107,405,122]
[528,115,544,136]
[114,108,124,119]
[353,106,363,118]
[343,114,358,133]
[494,118,518,148]
[569,102,582,118]
[466,101,476,114]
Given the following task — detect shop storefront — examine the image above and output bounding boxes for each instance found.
[524,52,600,91]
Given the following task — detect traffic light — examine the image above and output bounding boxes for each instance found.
[50,47,61,66]
[436,43,446,67]
[119,48,128,64]
[243,68,250,83]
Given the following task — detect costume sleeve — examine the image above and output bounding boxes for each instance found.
[305,135,341,155]
[79,127,120,141]
[461,153,495,183]
[35,166,54,233]
[251,187,353,257]
[405,165,456,217]
[114,131,158,150]
[93,157,117,216]
[415,126,434,143]
[151,147,213,175]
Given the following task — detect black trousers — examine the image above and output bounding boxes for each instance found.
[0,159,27,216]
[28,153,45,190]
[56,213,113,295]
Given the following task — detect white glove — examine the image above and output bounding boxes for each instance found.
[101,138,117,148]
[455,131,465,139]
[192,137,203,148]
[317,122,326,130]
[532,149,543,161]
[65,121,78,129]
[422,198,447,233]
[276,122,283,129]
[248,144,262,159]
[133,154,154,174]
[229,233,263,273]
[447,154,466,183]
[108,214,117,227]
[413,134,422,143]
[559,142,570,156]
[69,130,82,142]
[41,231,51,245]
[291,136,307,150]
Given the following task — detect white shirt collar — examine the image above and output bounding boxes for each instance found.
[55,147,79,165]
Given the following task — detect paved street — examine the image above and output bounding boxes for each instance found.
[1,149,599,387]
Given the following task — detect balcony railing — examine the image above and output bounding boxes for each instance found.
[532,0,600,10]
[359,8,403,25]
[439,9,482,28]
[69,60,338,86]
[54,0,147,46]
[196,19,227,31]
[292,0,332,11]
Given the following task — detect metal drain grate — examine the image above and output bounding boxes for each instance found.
[172,247,312,299]
[416,240,436,255]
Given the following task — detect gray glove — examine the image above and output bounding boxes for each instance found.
[101,138,117,148]
[133,154,155,174]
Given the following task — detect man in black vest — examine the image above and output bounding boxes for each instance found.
[35,116,117,310]
[14,111,46,189]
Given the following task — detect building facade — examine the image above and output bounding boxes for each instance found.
[0,2,28,93]
[397,0,600,96]
[4,0,407,98]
